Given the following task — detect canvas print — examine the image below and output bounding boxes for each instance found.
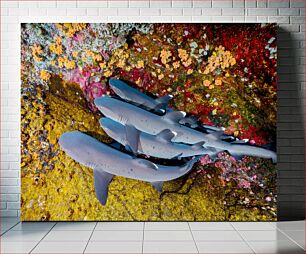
[21,23,277,221]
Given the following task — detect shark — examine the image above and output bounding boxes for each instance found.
[95,96,277,163]
[109,78,198,126]
[59,131,199,205]
[109,78,172,113]
[99,117,217,159]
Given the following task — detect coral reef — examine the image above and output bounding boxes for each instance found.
[21,23,277,221]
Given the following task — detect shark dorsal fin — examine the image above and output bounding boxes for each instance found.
[191,141,205,150]
[156,129,176,143]
[134,158,158,170]
[155,95,173,104]
[206,131,224,140]
[93,169,114,206]
[125,124,140,154]
[163,111,186,123]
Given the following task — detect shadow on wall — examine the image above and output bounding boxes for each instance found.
[277,27,305,221]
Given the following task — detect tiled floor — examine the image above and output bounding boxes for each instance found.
[0,218,304,253]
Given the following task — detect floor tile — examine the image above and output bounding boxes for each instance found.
[276,221,305,231]
[52,222,96,231]
[282,230,305,249]
[143,241,198,253]
[189,222,234,231]
[32,241,87,253]
[145,222,189,231]
[90,230,143,241]
[85,241,143,253]
[192,230,243,241]
[42,230,92,242]
[0,230,48,242]
[11,222,55,231]
[196,241,253,253]
[1,221,20,234]
[144,230,193,241]
[0,241,37,253]
[239,230,291,241]
[231,222,276,231]
[248,240,304,253]
[96,222,143,231]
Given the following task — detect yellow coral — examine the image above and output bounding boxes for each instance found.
[160,49,172,65]
[136,60,144,68]
[31,44,43,62]
[173,61,180,69]
[40,70,51,81]
[56,23,87,38]
[203,80,211,87]
[205,45,236,74]
[178,49,188,61]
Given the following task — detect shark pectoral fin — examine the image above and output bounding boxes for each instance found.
[134,158,158,170]
[171,152,183,160]
[191,141,205,150]
[155,94,173,104]
[151,181,164,192]
[93,169,114,206]
[125,124,140,154]
[156,129,176,143]
[163,111,187,123]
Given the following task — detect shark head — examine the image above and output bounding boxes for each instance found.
[109,78,128,100]
[99,118,127,145]
[94,96,128,125]
[59,131,98,168]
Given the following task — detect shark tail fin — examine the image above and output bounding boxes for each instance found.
[93,169,114,206]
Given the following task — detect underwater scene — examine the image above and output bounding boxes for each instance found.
[21,23,277,221]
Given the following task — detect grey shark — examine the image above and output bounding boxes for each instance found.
[99,117,217,159]
[109,78,198,125]
[95,96,277,163]
[59,131,199,205]
[109,78,172,113]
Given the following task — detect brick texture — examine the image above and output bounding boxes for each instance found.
[0,0,305,220]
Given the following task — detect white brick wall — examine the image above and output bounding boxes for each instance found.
[1,0,305,218]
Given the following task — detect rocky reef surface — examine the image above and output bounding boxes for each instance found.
[21,76,276,221]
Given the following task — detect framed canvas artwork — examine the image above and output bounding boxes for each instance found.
[21,23,277,221]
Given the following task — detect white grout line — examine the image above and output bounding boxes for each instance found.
[29,222,57,254]
[230,222,256,254]
[188,222,200,254]
[82,222,97,254]
[0,221,20,236]
[141,222,145,254]
[276,227,305,251]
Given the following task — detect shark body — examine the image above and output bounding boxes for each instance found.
[109,78,172,113]
[100,117,217,159]
[59,131,199,205]
[95,96,277,163]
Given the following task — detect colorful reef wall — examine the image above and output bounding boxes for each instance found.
[21,23,277,221]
